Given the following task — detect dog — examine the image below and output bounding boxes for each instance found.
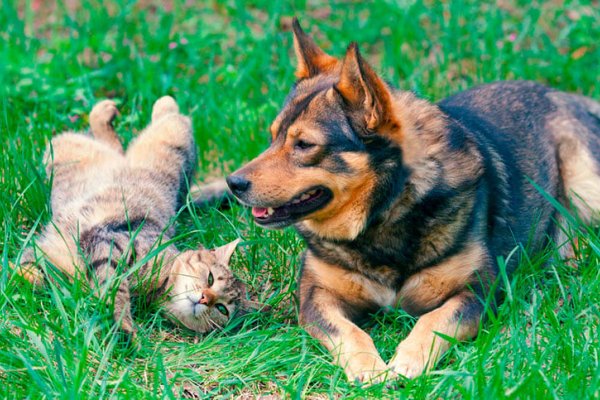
[221,19,600,383]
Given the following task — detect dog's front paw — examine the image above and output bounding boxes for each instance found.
[344,354,389,385]
[387,347,427,379]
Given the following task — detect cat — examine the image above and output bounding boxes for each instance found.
[14,96,247,335]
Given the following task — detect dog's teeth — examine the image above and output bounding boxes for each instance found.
[292,199,300,204]
[267,207,274,215]
[301,194,310,201]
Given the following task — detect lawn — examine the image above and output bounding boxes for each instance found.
[1,0,599,398]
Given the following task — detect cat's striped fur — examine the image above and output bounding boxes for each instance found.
[16,97,246,334]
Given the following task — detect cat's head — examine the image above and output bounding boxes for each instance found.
[163,239,247,333]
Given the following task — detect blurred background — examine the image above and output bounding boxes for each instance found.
[2,0,599,177]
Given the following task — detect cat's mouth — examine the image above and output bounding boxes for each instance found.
[250,186,333,228]
[192,302,208,317]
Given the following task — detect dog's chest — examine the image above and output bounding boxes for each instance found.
[306,233,408,287]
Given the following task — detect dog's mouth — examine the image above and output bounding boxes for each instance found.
[251,186,333,228]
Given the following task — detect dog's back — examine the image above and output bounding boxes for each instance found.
[440,81,600,262]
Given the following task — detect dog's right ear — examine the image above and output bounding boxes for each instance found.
[336,42,399,134]
[292,18,338,79]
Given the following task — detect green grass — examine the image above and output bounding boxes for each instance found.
[1,0,599,398]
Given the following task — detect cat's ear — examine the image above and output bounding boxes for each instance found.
[212,238,241,265]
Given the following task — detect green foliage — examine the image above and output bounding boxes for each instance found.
[1,0,599,398]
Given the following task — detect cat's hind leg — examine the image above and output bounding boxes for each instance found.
[45,133,125,213]
[151,95,180,122]
[89,99,123,153]
[126,96,197,196]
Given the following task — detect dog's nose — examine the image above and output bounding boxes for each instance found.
[226,175,251,196]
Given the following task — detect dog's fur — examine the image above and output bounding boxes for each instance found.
[224,19,600,382]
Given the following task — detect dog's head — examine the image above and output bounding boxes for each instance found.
[227,19,409,240]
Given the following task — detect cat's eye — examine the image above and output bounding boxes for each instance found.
[208,271,214,287]
[215,303,229,317]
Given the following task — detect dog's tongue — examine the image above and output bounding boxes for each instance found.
[252,207,269,218]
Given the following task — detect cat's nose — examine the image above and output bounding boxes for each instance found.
[226,174,251,197]
[199,289,216,307]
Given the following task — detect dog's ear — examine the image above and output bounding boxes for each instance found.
[335,42,398,134]
[292,18,338,79]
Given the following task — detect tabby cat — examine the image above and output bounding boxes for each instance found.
[15,97,247,334]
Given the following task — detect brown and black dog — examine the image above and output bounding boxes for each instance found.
[223,19,600,382]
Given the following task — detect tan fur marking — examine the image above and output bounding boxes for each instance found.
[237,146,376,240]
[546,94,600,255]
[323,309,388,383]
[397,242,487,314]
[555,127,600,223]
[388,91,446,161]
[303,152,376,239]
[307,252,395,308]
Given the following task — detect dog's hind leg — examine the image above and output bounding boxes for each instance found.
[557,135,600,223]
[546,93,600,256]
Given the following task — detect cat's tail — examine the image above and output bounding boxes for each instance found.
[190,179,234,208]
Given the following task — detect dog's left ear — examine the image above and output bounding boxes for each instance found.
[335,42,398,134]
[292,18,339,79]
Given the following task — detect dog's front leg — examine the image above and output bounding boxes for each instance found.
[300,284,388,383]
[298,253,388,384]
[388,290,481,378]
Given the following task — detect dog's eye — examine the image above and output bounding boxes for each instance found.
[208,272,214,287]
[215,303,229,317]
[295,140,316,150]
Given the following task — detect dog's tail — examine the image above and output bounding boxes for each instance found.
[190,179,233,208]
